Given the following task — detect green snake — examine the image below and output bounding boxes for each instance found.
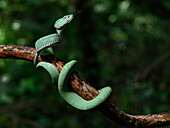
[34,13,112,110]
[34,14,74,65]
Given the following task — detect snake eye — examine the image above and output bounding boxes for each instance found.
[68,16,70,18]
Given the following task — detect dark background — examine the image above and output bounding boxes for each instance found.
[0,0,169,128]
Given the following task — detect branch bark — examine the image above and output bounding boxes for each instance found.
[0,45,170,128]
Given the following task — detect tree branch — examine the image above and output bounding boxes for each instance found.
[0,45,170,128]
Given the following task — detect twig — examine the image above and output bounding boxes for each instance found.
[0,45,170,128]
[137,52,170,82]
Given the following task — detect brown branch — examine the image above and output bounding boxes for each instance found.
[0,44,170,128]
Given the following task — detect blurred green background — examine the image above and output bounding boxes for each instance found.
[0,0,170,128]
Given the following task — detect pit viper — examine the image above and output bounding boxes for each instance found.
[34,13,112,110]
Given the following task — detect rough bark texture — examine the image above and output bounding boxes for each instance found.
[0,45,170,128]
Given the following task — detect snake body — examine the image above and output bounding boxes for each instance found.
[36,62,59,84]
[34,34,60,64]
[58,60,112,110]
[34,14,74,65]
[34,13,112,110]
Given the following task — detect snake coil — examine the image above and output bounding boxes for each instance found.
[34,14,112,110]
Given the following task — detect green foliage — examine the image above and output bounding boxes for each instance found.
[0,0,169,127]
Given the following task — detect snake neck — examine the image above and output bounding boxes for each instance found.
[56,29,62,36]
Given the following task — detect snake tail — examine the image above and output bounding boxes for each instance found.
[58,60,112,110]
[36,62,59,85]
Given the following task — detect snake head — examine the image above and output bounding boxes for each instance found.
[54,14,74,30]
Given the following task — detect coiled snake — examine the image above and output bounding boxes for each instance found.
[34,13,112,110]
